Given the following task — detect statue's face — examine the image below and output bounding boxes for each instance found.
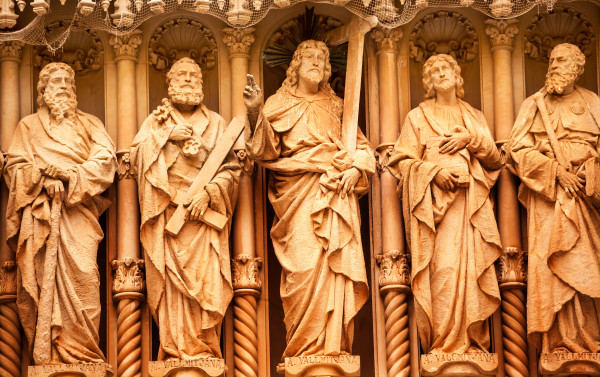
[428,59,456,94]
[548,48,577,84]
[170,62,202,92]
[46,69,75,99]
[298,47,326,85]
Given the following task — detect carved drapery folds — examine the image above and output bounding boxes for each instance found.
[109,29,142,60]
[223,27,255,58]
[149,18,217,72]
[409,11,478,63]
[524,7,595,62]
[485,19,519,51]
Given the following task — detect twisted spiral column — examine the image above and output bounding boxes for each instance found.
[0,261,20,377]
[112,258,145,377]
[377,251,411,377]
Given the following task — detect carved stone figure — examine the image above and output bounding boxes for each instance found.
[243,40,375,361]
[507,43,600,355]
[131,57,241,360]
[387,54,503,355]
[4,62,116,365]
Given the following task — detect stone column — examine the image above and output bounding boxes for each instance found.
[0,41,23,377]
[223,27,262,377]
[109,31,145,377]
[485,19,528,377]
[371,27,411,377]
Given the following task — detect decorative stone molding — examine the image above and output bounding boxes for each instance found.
[489,0,513,18]
[0,40,23,61]
[111,258,145,300]
[524,7,595,62]
[371,27,403,54]
[222,27,255,58]
[33,22,104,75]
[234,149,254,175]
[485,19,519,51]
[231,255,263,292]
[226,0,252,26]
[109,29,142,61]
[111,0,135,27]
[375,143,394,174]
[0,0,18,29]
[116,150,133,180]
[376,250,411,289]
[0,261,17,298]
[495,247,527,285]
[148,18,217,72]
[409,11,478,63]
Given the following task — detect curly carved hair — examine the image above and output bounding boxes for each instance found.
[422,54,465,100]
[166,57,203,85]
[37,62,76,108]
[280,40,335,96]
[550,43,586,77]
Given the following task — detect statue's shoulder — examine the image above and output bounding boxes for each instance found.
[19,113,39,126]
[77,109,104,126]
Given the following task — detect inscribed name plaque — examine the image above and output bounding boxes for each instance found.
[280,355,360,377]
[421,353,498,377]
[148,359,226,377]
[540,353,600,376]
[28,363,114,377]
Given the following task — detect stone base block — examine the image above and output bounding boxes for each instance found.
[148,359,226,377]
[278,355,360,377]
[28,363,113,377]
[540,353,600,376]
[421,353,498,377]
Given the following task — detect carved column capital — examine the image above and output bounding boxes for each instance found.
[231,255,262,294]
[495,247,527,288]
[0,261,17,301]
[371,27,403,54]
[0,41,23,62]
[223,27,255,59]
[485,19,519,52]
[109,30,143,61]
[376,250,411,293]
[235,148,254,175]
[376,143,395,174]
[117,150,134,180]
[111,258,145,300]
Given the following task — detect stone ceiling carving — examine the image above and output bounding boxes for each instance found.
[409,11,478,64]
[524,7,595,63]
[148,18,217,72]
[33,21,103,75]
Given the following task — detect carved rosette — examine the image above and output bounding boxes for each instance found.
[371,27,403,54]
[0,261,17,300]
[223,27,255,58]
[117,150,133,180]
[409,11,478,63]
[34,22,104,75]
[0,40,23,61]
[111,258,145,300]
[495,247,527,287]
[231,255,263,293]
[149,18,217,72]
[524,7,595,63]
[485,19,519,51]
[376,143,395,174]
[376,250,411,292]
[109,29,142,61]
[235,149,254,175]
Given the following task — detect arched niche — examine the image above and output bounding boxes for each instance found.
[523,5,598,96]
[147,17,219,113]
[407,9,482,110]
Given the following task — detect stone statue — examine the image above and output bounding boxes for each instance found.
[387,54,503,355]
[507,43,600,354]
[243,40,374,361]
[131,57,241,360]
[4,62,116,365]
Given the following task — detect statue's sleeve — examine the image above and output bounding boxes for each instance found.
[245,98,281,162]
[466,112,503,171]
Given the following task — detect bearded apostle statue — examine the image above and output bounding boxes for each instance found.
[507,43,600,356]
[243,40,375,364]
[131,57,241,361]
[4,62,117,365]
[387,54,503,356]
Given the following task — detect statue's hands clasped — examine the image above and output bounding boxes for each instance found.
[557,165,585,198]
[334,167,361,198]
[185,190,210,221]
[439,127,471,154]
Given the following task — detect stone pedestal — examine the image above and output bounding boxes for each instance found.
[420,353,498,377]
[539,353,600,376]
[148,359,226,377]
[28,363,113,377]
[278,355,360,377]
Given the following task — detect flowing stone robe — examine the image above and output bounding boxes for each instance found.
[507,87,600,353]
[131,104,240,359]
[245,88,374,359]
[388,99,503,354]
[4,107,116,364]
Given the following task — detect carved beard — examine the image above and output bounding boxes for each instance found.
[43,87,78,123]
[299,66,324,87]
[168,84,204,106]
[545,67,579,95]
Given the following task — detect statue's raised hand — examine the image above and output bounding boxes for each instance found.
[244,74,263,129]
